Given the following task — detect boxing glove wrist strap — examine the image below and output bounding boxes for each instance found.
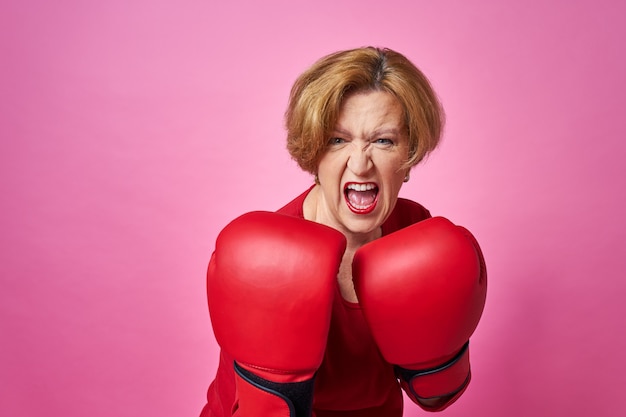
[234,361,315,417]
[395,342,471,406]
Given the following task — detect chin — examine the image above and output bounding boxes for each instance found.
[341,216,384,238]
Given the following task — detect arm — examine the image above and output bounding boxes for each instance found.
[353,217,487,411]
[208,211,346,416]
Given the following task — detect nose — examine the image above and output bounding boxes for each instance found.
[346,143,373,177]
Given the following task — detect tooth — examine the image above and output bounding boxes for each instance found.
[346,183,377,191]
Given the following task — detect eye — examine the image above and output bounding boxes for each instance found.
[374,138,394,146]
[328,137,346,145]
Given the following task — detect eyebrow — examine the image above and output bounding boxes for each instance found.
[331,127,401,138]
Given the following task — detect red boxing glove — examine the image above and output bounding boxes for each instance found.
[207,211,346,417]
[353,217,487,411]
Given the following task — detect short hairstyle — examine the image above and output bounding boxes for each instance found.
[285,47,445,174]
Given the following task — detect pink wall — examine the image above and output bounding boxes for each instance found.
[1,1,625,416]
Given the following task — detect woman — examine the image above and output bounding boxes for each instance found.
[201,47,487,417]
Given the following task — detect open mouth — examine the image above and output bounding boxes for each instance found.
[344,182,378,214]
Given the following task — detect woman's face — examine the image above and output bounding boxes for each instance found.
[315,90,409,240]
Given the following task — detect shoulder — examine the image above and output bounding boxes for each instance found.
[381,197,432,235]
[275,186,314,219]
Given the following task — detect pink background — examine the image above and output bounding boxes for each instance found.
[1,1,625,416]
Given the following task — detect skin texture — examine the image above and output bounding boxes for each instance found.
[303,90,410,302]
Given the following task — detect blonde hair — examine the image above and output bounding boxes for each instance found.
[285,47,445,174]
